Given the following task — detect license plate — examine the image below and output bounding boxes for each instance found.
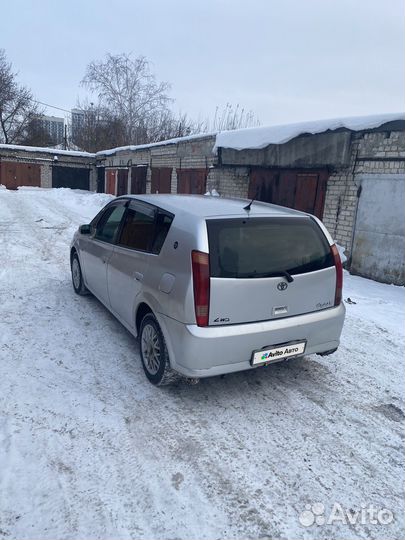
[251,340,306,366]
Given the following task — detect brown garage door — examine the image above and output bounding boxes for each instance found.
[176,168,207,194]
[131,166,147,194]
[151,167,171,193]
[248,168,328,219]
[117,169,128,196]
[0,161,40,190]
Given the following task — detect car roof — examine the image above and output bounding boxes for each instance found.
[117,194,307,219]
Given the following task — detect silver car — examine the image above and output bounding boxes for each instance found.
[70,195,345,385]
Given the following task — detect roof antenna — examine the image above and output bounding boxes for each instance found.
[243,188,259,212]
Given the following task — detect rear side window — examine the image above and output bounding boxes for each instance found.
[118,202,173,254]
[207,217,333,278]
[152,211,173,254]
[118,203,156,252]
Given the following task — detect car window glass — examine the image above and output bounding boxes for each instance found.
[207,217,333,278]
[152,212,173,254]
[95,204,126,244]
[118,203,156,251]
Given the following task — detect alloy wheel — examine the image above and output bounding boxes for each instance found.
[141,324,161,375]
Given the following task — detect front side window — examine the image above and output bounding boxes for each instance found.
[95,204,126,244]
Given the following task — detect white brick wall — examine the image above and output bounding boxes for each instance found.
[40,164,52,188]
[207,167,249,198]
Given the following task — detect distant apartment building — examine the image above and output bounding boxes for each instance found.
[36,115,65,145]
[71,108,85,141]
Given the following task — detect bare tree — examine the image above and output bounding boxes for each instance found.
[0,49,39,144]
[202,103,260,132]
[21,118,56,147]
[71,101,127,152]
[81,53,173,145]
[143,110,203,143]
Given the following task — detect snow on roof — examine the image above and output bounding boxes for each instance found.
[1,113,403,160]
[213,112,405,151]
[0,143,95,158]
[96,132,216,157]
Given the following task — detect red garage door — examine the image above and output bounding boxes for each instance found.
[0,161,41,190]
[105,169,116,195]
[248,168,328,219]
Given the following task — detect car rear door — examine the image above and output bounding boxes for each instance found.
[107,200,163,328]
[107,203,174,329]
[206,216,337,325]
[79,201,127,307]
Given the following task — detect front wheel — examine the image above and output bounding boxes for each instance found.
[71,253,89,296]
[139,313,178,386]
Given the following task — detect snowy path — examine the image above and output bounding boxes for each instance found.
[0,188,404,540]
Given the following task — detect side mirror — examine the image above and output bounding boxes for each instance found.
[79,224,91,235]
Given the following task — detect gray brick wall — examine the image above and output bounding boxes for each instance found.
[105,137,217,172]
[145,166,152,194]
[40,164,52,188]
[216,167,250,198]
[323,131,405,255]
[170,167,177,194]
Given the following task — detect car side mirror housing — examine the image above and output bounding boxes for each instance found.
[79,224,91,235]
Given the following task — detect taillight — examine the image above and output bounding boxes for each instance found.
[330,244,343,306]
[191,250,210,326]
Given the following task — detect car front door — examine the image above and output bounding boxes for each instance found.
[80,201,127,307]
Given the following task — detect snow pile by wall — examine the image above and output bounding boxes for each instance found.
[213,112,405,151]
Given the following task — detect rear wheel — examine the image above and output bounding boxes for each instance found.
[71,253,89,296]
[139,313,178,386]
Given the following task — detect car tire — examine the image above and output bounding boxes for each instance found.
[71,253,89,296]
[139,313,179,386]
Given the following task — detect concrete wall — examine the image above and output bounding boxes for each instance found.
[220,131,352,168]
[350,174,404,285]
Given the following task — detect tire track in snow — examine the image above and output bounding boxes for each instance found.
[0,189,404,540]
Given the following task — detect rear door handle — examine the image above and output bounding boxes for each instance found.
[134,272,144,282]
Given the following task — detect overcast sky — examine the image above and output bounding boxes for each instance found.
[2,0,404,126]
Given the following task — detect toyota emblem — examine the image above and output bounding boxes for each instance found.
[277,282,288,291]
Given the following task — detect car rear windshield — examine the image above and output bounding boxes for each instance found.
[207,217,333,278]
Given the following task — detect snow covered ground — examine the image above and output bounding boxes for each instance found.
[0,187,404,540]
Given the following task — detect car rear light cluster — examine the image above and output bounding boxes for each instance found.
[330,243,343,306]
[191,250,210,326]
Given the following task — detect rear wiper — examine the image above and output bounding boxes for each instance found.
[256,270,294,282]
[278,270,294,283]
[242,270,294,282]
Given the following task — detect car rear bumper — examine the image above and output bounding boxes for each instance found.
[158,303,345,378]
